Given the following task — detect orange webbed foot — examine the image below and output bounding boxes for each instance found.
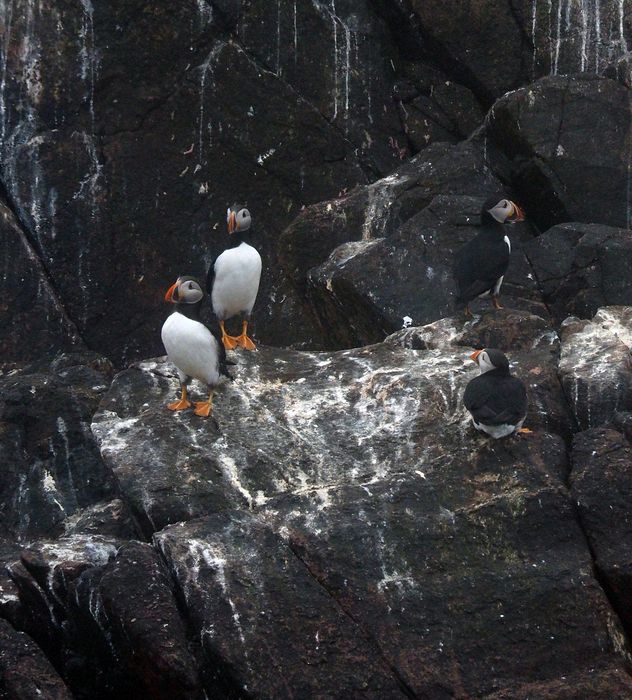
[167,398,192,411]
[517,427,533,435]
[236,334,257,351]
[222,334,239,351]
[194,401,213,417]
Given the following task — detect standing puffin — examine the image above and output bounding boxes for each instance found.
[206,204,262,351]
[162,276,233,417]
[463,348,530,438]
[454,196,525,317]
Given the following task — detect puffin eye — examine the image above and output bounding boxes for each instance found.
[242,210,248,218]
[188,283,193,289]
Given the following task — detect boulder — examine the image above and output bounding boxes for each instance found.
[483,75,630,230]
[305,194,544,348]
[278,142,501,296]
[558,307,632,430]
[91,335,630,696]
[0,618,73,700]
[571,426,632,635]
[525,223,632,323]
[0,352,133,541]
[70,542,203,699]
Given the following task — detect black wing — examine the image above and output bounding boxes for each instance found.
[454,234,510,303]
[205,258,216,297]
[464,375,527,426]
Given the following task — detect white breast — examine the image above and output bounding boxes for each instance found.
[472,417,524,439]
[161,312,221,386]
[212,242,262,320]
[504,235,511,253]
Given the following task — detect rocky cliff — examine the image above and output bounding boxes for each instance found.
[3,1,632,698]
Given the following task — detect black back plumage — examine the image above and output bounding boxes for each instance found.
[454,199,511,305]
[463,368,527,427]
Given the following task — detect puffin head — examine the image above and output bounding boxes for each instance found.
[482,196,525,225]
[164,276,205,304]
[469,348,510,374]
[227,203,252,234]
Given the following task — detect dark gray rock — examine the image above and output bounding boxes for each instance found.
[70,542,204,700]
[559,307,632,430]
[483,75,631,230]
[526,223,632,323]
[305,194,544,348]
[0,200,83,362]
[571,426,632,639]
[156,513,407,698]
[0,618,73,700]
[278,142,501,297]
[0,354,122,541]
[90,333,631,696]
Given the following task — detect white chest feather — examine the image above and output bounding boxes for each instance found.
[161,312,221,385]
[504,235,511,253]
[212,242,262,319]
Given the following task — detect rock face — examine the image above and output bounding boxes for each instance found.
[84,321,631,697]
[525,223,632,322]
[559,307,632,431]
[3,2,632,364]
[572,426,632,637]
[484,75,631,231]
[2,311,632,696]
[4,1,632,697]
[0,352,132,541]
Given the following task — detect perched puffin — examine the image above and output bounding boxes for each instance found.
[463,348,530,438]
[454,197,525,317]
[162,276,233,417]
[206,204,262,351]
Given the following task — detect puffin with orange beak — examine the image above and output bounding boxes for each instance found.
[463,348,530,438]
[161,275,233,417]
[454,196,525,317]
[206,203,262,350]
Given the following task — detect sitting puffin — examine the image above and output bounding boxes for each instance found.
[454,196,525,317]
[206,204,262,351]
[463,348,530,438]
[162,276,233,417]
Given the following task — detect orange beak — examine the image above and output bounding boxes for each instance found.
[227,211,237,234]
[469,349,483,363]
[164,281,178,303]
[509,201,525,222]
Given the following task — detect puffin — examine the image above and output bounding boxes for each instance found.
[206,204,262,351]
[463,348,530,438]
[162,275,233,417]
[454,196,525,317]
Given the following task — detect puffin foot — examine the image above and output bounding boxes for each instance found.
[167,398,192,411]
[194,401,213,417]
[221,334,239,351]
[517,427,533,435]
[236,334,257,351]
[491,296,503,310]
[463,304,473,319]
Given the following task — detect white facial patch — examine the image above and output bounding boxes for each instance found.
[488,199,511,223]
